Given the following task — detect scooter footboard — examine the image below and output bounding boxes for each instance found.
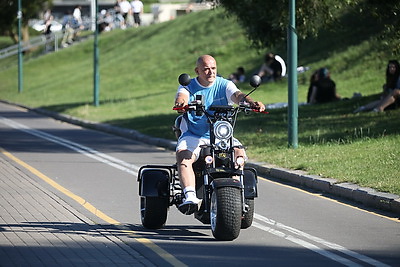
[138,165,175,197]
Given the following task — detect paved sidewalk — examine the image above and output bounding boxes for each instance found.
[0,156,154,266]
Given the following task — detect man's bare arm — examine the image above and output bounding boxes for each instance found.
[174,92,189,113]
[232,91,266,111]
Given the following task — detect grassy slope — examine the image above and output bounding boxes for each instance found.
[0,8,399,194]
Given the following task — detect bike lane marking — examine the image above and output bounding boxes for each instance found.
[0,116,391,266]
[0,117,186,267]
[0,117,140,175]
[253,214,389,267]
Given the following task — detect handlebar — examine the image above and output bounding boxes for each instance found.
[173,104,268,114]
[173,102,199,112]
[172,105,189,111]
[241,106,268,114]
[251,109,269,114]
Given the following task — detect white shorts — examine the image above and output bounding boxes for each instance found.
[176,135,245,160]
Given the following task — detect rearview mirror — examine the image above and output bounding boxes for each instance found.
[178,73,191,86]
[249,75,261,88]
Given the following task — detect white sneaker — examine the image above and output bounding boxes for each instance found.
[178,195,200,215]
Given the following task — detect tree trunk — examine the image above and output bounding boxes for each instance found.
[6,25,29,47]
[7,29,18,44]
[22,25,30,45]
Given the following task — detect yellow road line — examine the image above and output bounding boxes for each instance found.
[259,176,399,223]
[0,147,187,267]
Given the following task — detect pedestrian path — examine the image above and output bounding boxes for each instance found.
[0,155,154,266]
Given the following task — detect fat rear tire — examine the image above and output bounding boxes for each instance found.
[140,196,168,229]
[210,187,242,241]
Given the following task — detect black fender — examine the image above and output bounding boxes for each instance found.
[210,168,258,198]
[243,168,258,198]
[139,169,170,197]
[211,178,242,190]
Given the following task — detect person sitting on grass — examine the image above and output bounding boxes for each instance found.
[257,53,286,82]
[371,88,400,112]
[354,60,400,113]
[307,69,320,103]
[309,68,341,104]
[228,66,246,84]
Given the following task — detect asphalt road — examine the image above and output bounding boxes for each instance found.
[1,101,399,267]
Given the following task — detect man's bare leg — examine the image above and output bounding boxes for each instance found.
[176,150,200,214]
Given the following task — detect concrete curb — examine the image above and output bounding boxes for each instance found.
[2,100,399,216]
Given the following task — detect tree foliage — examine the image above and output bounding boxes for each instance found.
[358,0,400,55]
[217,0,350,49]
[0,0,52,43]
[216,0,400,53]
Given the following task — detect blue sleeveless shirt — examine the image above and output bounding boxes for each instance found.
[182,76,231,139]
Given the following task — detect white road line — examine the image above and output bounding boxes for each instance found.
[0,117,140,176]
[1,117,390,266]
[252,221,361,267]
[254,214,389,267]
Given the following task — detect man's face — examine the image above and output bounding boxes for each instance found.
[196,57,217,87]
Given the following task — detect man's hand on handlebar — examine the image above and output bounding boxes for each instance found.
[174,102,187,113]
[250,101,266,112]
[235,92,265,113]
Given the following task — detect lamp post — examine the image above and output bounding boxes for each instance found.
[93,0,100,106]
[287,0,298,148]
[17,0,23,93]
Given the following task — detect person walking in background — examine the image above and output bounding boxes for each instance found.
[114,0,125,28]
[42,9,54,52]
[119,0,132,29]
[61,10,76,48]
[42,9,53,36]
[309,68,341,104]
[43,9,52,25]
[354,60,400,113]
[72,5,84,39]
[131,0,144,27]
[73,5,83,26]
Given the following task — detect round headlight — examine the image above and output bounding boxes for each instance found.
[214,121,233,140]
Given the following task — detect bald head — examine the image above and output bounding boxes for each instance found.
[196,55,215,67]
[195,55,217,87]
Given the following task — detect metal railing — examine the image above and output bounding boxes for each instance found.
[0,32,63,60]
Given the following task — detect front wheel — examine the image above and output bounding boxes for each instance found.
[210,187,242,241]
[140,196,168,229]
